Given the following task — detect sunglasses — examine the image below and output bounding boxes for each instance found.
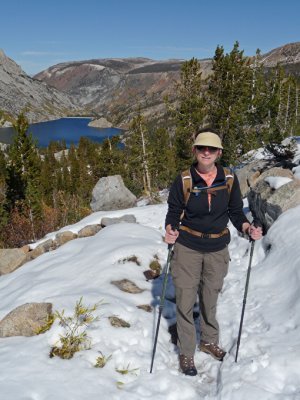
[195,145,219,152]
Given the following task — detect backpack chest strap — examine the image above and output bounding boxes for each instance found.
[190,184,229,195]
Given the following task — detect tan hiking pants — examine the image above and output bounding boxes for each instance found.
[171,242,230,357]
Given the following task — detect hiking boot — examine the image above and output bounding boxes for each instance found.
[179,354,197,376]
[199,341,226,361]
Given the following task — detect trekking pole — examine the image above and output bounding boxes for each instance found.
[150,239,175,373]
[235,238,255,362]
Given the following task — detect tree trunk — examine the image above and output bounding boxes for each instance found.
[284,82,291,133]
[139,121,151,195]
[296,87,299,126]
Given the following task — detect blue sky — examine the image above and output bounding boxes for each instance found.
[1,0,299,75]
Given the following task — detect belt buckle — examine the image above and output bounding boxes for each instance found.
[202,233,210,239]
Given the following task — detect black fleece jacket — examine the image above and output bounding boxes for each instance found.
[165,163,249,252]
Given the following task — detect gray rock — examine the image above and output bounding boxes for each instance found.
[78,224,102,238]
[90,175,137,211]
[0,303,53,337]
[111,279,144,294]
[268,179,300,212]
[136,304,152,313]
[21,245,31,253]
[88,117,112,128]
[0,249,27,276]
[248,181,281,231]
[235,160,270,197]
[256,167,294,183]
[55,231,77,246]
[26,239,55,261]
[101,214,136,227]
[108,316,130,328]
[248,174,300,232]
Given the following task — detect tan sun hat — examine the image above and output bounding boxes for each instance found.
[193,131,223,149]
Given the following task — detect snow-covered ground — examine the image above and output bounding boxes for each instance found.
[0,200,300,400]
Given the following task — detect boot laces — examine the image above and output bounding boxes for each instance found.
[181,355,195,367]
[204,342,223,356]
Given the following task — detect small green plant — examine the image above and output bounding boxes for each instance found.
[118,255,141,266]
[34,313,56,335]
[116,381,125,389]
[149,256,162,276]
[49,297,102,359]
[94,351,112,368]
[115,363,139,376]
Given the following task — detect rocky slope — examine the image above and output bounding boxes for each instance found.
[261,42,300,76]
[262,42,300,65]
[34,57,212,127]
[0,50,79,123]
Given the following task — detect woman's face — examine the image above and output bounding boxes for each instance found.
[193,145,222,168]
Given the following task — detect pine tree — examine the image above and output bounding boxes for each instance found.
[77,137,98,203]
[171,58,205,169]
[0,149,7,188]
[0,149,8,234]
[206,42,254,165]
[148,127,176,190]
[59,152,71,192]
[40,147,59,205]
[245,49,270,150]
[68,144,80,195]
[0,110,4,127]
[6,113,43,241]
[263,67,299,159]
[97,136,125,179]
[124,111,152,196]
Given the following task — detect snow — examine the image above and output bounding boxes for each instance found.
[242,136,300,164]
[54,67,74,76]
[264,176,293,189]
[1,202,300,399]
[293,165,300,179]
[87,64,106,71]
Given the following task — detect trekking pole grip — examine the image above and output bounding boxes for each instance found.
[249,220,262,242]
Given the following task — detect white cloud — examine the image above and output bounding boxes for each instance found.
[21,51,67,56]
[127,45,211,53]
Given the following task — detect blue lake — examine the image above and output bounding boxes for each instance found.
[0,117,123,148]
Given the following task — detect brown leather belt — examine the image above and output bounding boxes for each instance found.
[180,225,229,239]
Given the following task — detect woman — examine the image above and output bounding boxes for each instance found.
[165,131,262,376]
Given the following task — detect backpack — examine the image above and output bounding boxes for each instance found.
[181,167,234,206]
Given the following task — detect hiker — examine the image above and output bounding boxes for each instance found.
[164,130,262,376]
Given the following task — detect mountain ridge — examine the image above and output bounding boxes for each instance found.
[33,42,300,127]
[1,42,300,127]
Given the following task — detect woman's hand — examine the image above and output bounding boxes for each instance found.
[164,224,179,244]
[242,222,263,241]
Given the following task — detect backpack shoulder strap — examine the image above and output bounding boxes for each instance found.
[223,167,234,195]
[181,169,192,206]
